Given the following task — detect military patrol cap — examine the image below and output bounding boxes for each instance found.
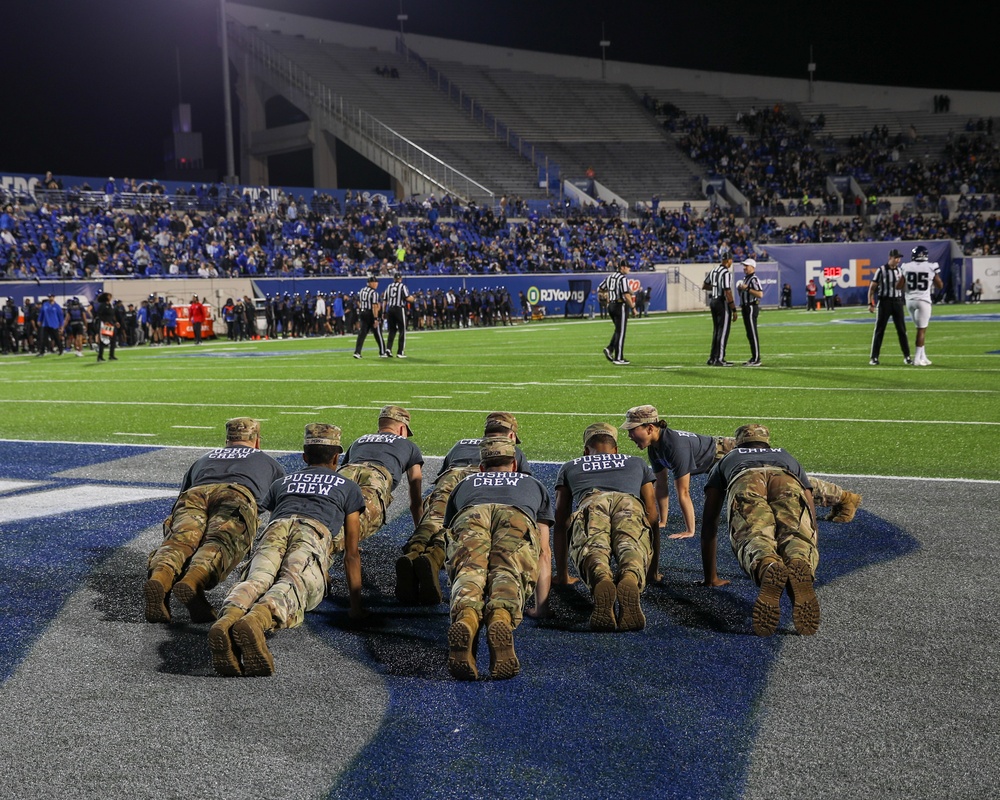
[379,404,413,436]
[485,411,520,443]
[304,423,341,447]
[225,417,259,441]
[584,422,618,445]
[620,405,660,430]
[480,435,516,460]
[734,423,771,446]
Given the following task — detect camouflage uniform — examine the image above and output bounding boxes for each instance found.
[149,482,259,584]
[569,491,652,590]
[225,515,333,629]
[335,462,392,543]
[446,503,541,627]
[727,466,818,582]
[408,465,477,555]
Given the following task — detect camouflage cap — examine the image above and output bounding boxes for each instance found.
[304,423,341,447]
[379,404,413,436]
[480,435,516,461]
[225,417,259,441]
[734,423,771,446]
[620,405,659,430]
[584,422,618,445]
[484,411,520,443]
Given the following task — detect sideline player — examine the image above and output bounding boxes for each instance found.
[868,247,912,365]
[897,245,943,366]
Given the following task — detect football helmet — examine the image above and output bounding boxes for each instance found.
[911,245,929,261]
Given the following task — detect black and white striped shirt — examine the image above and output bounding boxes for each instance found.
[605,271,630,303]
[707,264,732,300]
[739,274,762,305]
[870,263,905,300]
[382,281,410,308]
[357,286,380,313]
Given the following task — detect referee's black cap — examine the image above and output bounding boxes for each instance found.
[888,248,903,258]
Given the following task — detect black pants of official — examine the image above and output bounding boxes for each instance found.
[354,310,385,355]
[709,299,732,362]
[607,301,628,360]
[871,299,911,360]
[385,306,407,354]
[741,303,760,362]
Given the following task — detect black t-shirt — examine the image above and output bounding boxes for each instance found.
[444,471,554,527]
[705,447,811,493]
[181,446,286,502]
[341,433,424,491]
[441,438,531,475]
[647,428,718,479]
[261,465,366,533]
[555,453,655,506]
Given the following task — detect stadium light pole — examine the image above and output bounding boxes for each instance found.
[599,23,611,81]
[219,0,237,184]
[807,44,816,103]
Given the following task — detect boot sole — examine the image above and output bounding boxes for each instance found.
[590,579,618,631]
[208,623,243,677]
[173,581,218,623]
[752,562,787,637]
[616,577,646,631]
[787,559,821,636]
[447,620,479,680]
[232,619,275,677]
[394,555,419,605]
[413,554,443,605]
[487,618,520,679]
[143,579,171,623]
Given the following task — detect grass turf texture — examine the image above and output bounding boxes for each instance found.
[2,303,997,481]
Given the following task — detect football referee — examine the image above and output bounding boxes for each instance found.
[867,247,912,365]
[736,257,763,366]
[602,260,635,365]
[382,272,414,358]
[353,274,387,359]
[704,248,736,366]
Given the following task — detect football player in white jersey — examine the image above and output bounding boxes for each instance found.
[897,245,944,365]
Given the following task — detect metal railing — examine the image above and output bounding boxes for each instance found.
[226,19,494,204]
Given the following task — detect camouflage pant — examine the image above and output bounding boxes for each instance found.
[727,467,818,584]
[404,465,477,554]
[713,438,844,508]
[568,491,652,591]
[335,462,392,548]
[223,515,332,629]
[445,503,541,627]
[148,483,258,587]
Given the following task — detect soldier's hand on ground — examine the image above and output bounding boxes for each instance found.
[348,606,370,621]
[553,574,579,586]
[697,577,730,587]
[667,531,695,540]
[646,566,663,584]
[526,604,551,619]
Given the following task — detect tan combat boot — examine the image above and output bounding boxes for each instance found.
[615,572,646,632]
[786,559,821,636]
[172,565,218,623]
[414,545,446,605]
[485,607,520,680]
[830,491,862,523]
[752,558,787,637]
[231,604,276,677]
[143,566,175,623]
[447,608,480,681]
[208,606,245,677]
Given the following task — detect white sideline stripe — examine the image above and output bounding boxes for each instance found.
[7,378,998,394]
[171,425,213,429]
[0,399,992,427]
[0,480,44,495]
[113,432,157,437]
[810,472,1000,486]
[0,485,176,524]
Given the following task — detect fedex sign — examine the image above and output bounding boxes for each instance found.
[804,258,877,288]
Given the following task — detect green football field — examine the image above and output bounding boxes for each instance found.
[3,303,997,480]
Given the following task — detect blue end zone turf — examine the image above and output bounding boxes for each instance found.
[0,447,918,798]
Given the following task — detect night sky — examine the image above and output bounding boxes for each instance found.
[4,0,995,182]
